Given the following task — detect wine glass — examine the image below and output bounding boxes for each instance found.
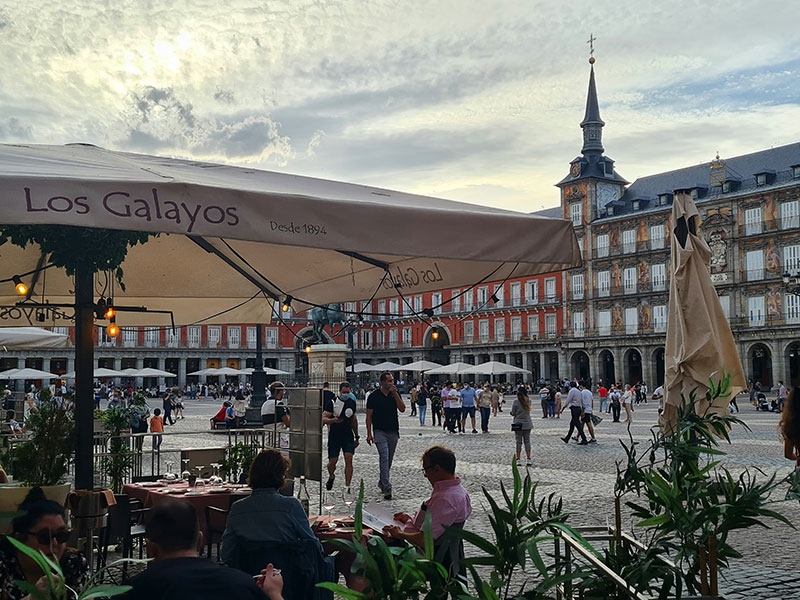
[195,465,205,479]
[342,487,355,517]
[195,477,206,493]
[322,491,336,522]
[181,458,190,477]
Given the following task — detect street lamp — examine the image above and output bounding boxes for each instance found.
[783,271,800,296]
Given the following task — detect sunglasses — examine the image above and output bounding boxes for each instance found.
[27,529,71,545]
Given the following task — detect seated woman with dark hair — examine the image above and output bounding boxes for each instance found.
[221,449,333,599]
[0,488,87,600]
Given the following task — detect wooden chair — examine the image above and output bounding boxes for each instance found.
[99,494,149,574]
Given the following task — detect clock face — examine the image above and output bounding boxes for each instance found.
[570,163,581,177]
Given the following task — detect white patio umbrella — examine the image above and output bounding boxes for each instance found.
[0,367,60,379]
[400,360,443,372]
[207,367,244,376]
[130,367,176,378]
[366,361,404,371]
[0,327,70,350]
[0,144,580,489]
[63,367,126,379]
[348,362,375,373]
[187,368,217,376]
[119,368,140,376]
[424,362,477,375]
[459,361,531,375]
[237,367,291,376]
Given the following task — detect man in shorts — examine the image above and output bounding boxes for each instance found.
[323,381,359,491]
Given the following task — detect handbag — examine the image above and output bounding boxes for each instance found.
[511,422,522,431]
[590,413,603,426]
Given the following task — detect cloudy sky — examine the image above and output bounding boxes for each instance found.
[1,0,799,213]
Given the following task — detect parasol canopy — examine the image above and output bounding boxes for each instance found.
[0,327,71,350]
[0,367,60,380]
[400,360,443,372]
[661,191,746,432]
[424,362,477,375]
[459,361,531,375]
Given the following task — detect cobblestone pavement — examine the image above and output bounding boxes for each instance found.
[152,394,799,599]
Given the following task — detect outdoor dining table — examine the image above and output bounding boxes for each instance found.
[121,480,252,532]
[313,514,381,591]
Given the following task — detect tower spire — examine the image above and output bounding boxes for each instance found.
[580,36,604,155]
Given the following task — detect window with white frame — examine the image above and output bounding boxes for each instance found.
[166,327,180,348]
[53,326,69,337]
[98,327,115,346]
[525,280,539,304]
[402,327,412,347]
[463,289,474,312]
[246,326,256,349]
[377,300,386,320]
[597,270,610,297]
[625,307,638,334]
[207,326,221,348]
[573,311,585,337]
[494,318,505,342]
[596,233,609,258]
[376,330,385,348]
[227,326,241,348]
[570,202,582,226]
[576,236,584,261]
[597,310,611,336]
[544,278,556,303]
[510,282,521,306]
[265,327,278,348]
[450,290,461,313]
[463,321,474,343]
[784,244,800,275]
[745,250,764,281]
[187,326,201,348]
[748,296,765,326]
[478,319,489,342]
[402,298,412,315]
[650,224,665,250]
[361,329,373,349]
[623,267,637,294]
[781,200,800,230]
[622,229,636,253]
[545,314,557,337]
[389,298,399,317]
[571,273,584,300]
[345,301,357,317]
[412,296,422,314]
[786,294,800,324]
[360,300,372,320]
[510,316,522,340]
[431,293,442,315]
[477,286,489,307]
[718,296,730,322]
[122,327,137,348]
[493,284,504,307]
[527,315,539,339]
[744,207,763,235]
[653,305,667,332]
[144,327,159,348]
[651,263,667,291]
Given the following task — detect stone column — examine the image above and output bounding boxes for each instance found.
[307,344,350,388]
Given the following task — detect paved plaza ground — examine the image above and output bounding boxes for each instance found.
[151,393,799,599]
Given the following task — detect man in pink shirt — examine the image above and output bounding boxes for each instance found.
[384,446,471,577]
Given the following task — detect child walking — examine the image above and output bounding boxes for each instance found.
[150,407,164,450]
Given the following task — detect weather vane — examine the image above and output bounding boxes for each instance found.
[587,33,596,63]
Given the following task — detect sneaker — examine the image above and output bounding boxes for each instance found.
[589,439,597,444]
[526,459,532,467]
[577,440,589,445]
[325,476,335,491]
[516,458,524,466]
[561,436,569,444]
[383,491,392,500]
[472,429,478,434]
[459,431,465,435]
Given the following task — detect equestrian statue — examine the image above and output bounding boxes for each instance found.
[310,303,345,343]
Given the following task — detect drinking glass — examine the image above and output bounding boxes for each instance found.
[342,487,355,517]
[195,465,205,479]
[181,458,190,476]
[195,478,206,493]
[322,491,336,521]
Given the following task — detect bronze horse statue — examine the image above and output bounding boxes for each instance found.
[310,303,344,342]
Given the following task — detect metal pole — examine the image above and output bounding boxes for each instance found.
[74,264,95,490]
[251,324,266,408]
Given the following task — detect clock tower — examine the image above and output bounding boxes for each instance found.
[557,55,628,223]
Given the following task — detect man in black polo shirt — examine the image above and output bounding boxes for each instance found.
[365,371,406,500]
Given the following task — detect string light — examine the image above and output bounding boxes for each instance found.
[431,327,440,340]
[12,276,27,296]
[107,317,119,338]
[281,295,293,312]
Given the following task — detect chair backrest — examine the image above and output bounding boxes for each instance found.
[105,494,133,542]
[238,538,333,600]
[434,521,466,581]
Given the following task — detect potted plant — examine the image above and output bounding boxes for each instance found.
[219,441,260,484]
[100,406,135,494]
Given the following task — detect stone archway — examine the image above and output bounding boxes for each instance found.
[787,341,800,388]
[623,348,643,385]
[569,350,590,382]
[424,323,451,365]
[652,347,665,387]
[598,349,615,386]
[749,343,773,389]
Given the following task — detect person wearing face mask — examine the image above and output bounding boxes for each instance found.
[322,381,360,491]
[0,488,87,600]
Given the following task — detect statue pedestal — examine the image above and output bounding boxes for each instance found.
[307,344,349,387]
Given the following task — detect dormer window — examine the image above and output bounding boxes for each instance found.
[792,165,800,179]
[632,200,640,211]
[754,170,775,186]
[604,161,614,176]
[722,181,732,193]
[658,193,672,206]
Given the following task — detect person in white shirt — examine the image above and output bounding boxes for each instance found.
[651,385,665,415]
[559,381,588,445]
[579,381,596,443]
[621,384,634,423]
[448,386,463,434]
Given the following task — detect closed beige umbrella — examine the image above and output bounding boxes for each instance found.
[661,191,746,432]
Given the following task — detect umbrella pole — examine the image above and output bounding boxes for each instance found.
[74,265,95,490]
